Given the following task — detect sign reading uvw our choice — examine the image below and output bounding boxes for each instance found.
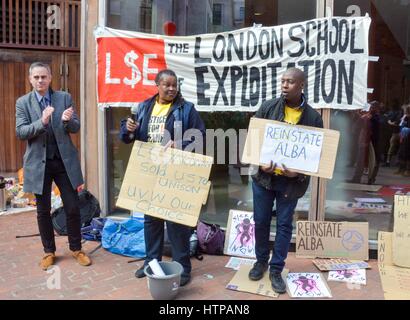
[242,118,339,179]
[116,141,213,227]
[260,122,324,173]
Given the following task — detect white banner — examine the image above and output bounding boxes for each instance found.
[96,15,371,111]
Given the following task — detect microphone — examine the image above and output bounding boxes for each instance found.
[129,103,140,123]
[127,104,140,140]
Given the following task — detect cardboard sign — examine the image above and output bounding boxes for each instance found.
[224,210,256,258]
[116,141,213,227]
[378,231,410,300]
[392,195,410,267]
[241,118,339,179]
[312,258,370,271]
[226,264,288,298]
[328,269,366,285]
[296,221,369,260]
[286,273,332,298]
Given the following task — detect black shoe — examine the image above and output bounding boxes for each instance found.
[248,261,268,281]
[135,264,146,278]
[180,273,191,287]
[269,271,286,294]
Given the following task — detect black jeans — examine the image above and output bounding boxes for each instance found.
[143,215,192,275]
[35,158,81,253]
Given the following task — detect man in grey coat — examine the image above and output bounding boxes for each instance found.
[16,62,91,270]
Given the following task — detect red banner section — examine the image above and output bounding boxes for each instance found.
[97,37,167,105]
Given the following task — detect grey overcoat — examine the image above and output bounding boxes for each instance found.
[15,89,84,195]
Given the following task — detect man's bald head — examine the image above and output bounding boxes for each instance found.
[281,67,305,107]
[283,67,306,84]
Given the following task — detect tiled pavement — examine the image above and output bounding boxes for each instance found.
[0,211,385,300]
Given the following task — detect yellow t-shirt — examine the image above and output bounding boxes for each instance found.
[274,105,303,175]
[147,101,172,144]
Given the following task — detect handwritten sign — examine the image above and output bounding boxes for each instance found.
[242,118,339,178]
[328,269,366,285]
[378,231,410,300]
[286,273,332,298]
[392,195,410,267]
[312,258,370,271]
[224,210,256,258]
[116,141,213,227]
[296,221,369,260]
[259,122,324,173]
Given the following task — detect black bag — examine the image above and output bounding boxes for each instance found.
[52,190,101,236]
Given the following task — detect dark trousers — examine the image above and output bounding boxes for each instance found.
[252,181,298,273]
[144,215,192,275]
[35,158,81,253]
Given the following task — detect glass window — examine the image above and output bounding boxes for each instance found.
[326,0,410,241]
[105,0,317,233]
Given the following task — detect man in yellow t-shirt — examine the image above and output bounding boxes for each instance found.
[249,68,323,294]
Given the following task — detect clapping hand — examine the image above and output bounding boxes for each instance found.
[41,106,54,125]
[62,106,74,122]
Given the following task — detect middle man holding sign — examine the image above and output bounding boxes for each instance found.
[119,69,205,287]
[249,68,323,294]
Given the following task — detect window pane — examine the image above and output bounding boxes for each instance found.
[326,0,410,240]
[105,1,318,234]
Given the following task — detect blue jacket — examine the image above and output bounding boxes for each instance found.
[119,94,205,150]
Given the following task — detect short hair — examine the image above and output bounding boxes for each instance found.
[284,67,306,83]
[29,62,51,75]
[155,69,177,85]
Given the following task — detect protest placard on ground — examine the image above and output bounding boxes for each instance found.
[241,118,339,179]
[286,273,332,298]
[296,221,369,260]
[224,257,256,271]
[378,231,410,300]
[328,269,366,285]
[392,195,410,267]
[224,210,256,258]
[312,258,370,271]
[226,265,288,298]
[116,141,213,227]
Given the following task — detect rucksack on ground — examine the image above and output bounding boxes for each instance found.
[197,221,225,255]
[52,190,101,236]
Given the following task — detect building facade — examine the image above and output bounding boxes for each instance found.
[2,0,409,248]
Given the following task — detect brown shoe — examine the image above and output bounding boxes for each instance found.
[40,253,55,270]
[72,250,92,266]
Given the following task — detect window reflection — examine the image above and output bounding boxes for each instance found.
[327,0,410,240]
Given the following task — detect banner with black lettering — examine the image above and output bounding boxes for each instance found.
[95,15,371,111]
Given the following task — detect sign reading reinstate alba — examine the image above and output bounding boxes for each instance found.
[259,122,324,173]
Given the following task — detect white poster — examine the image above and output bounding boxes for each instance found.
[96,16,371,111]
[259,123,324,172]
[224,210,256,258]
[328,269,366,285]
[286,273,332,298]
[224,257,256,270]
